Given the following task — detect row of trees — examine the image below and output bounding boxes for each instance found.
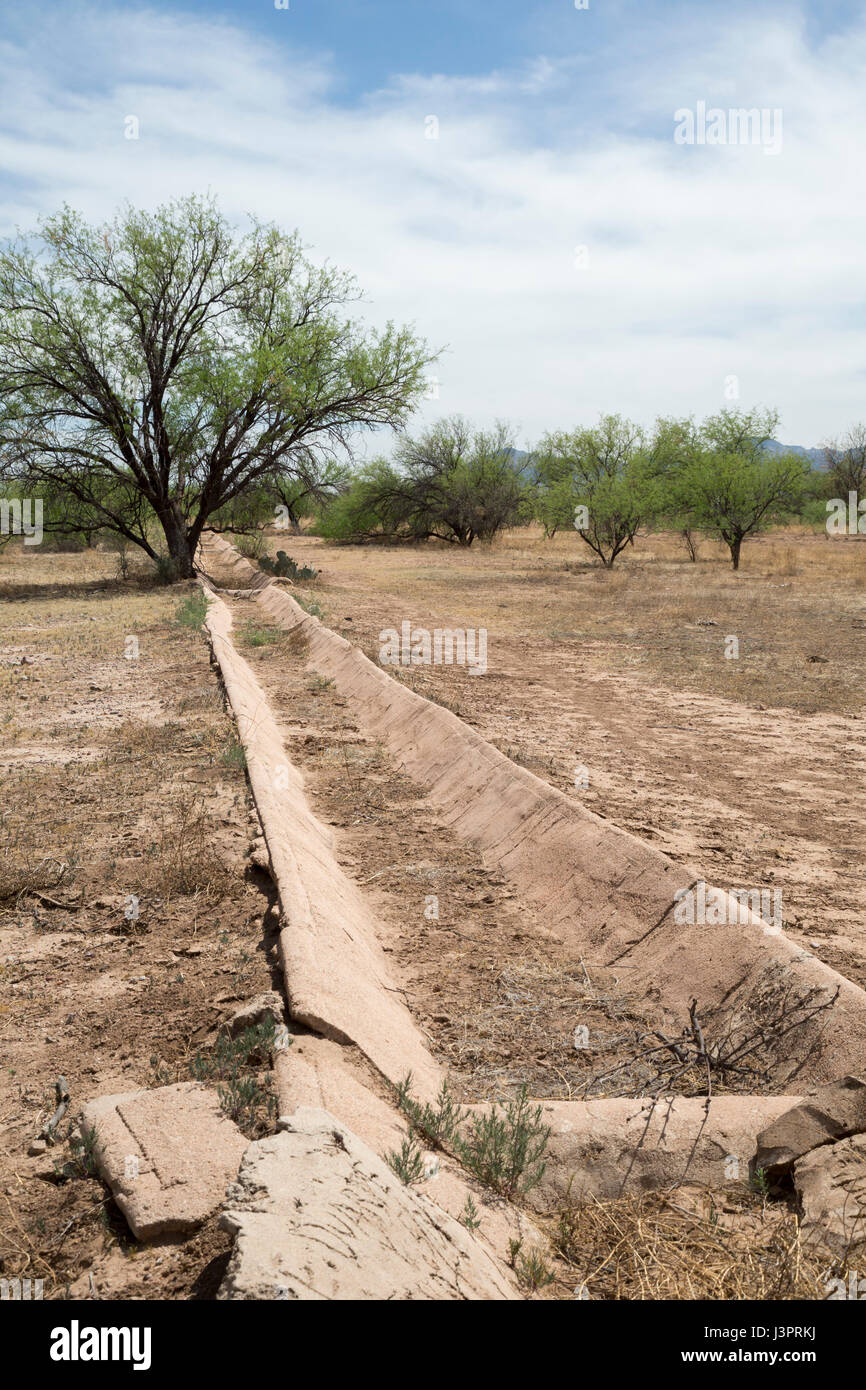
[0,196,859,576]
[319,407,844,570]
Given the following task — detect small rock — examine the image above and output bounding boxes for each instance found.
[226,991,286,1037]
[28,1139,48,1156]
[754,1075,866,1179]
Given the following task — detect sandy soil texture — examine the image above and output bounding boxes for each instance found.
[253,526,866,990]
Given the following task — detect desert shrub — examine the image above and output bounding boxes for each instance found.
[391,1076,550,1200]
[259,550,318,580]
[385,1135,427,1186]
[236,531,267,559]
[173,589,208,628]
[154,553,179,585]
[453,1085,550,1198]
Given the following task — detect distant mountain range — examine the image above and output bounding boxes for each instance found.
[509,441,828,468]
[762,440,826,467]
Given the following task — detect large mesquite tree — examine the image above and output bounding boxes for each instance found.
[0,196,434,577]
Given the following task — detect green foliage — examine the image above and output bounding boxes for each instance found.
[155,554,180,585]
[394,1073,468,1149]
[295,595,323,617]
[236,531,267,559]
[239,621,282,647]
[532,414,658,566]
[190,1020,280,1134]
[0,195,434,577]
[259,549,318,580]
[453,1085,550,1199]
[515,1248,556,1291]
[218,734,247,771]
[173,589,208,628]
[750,1165,770,1199]
[821,424,866,498]
[317,417,530,545]
[391,1075,551,1201]
[459,1195,482,1231]
[673,409,808,569]
[189,1019,277,1081]
[64,1126,101,1180]
[386,1134,427,1186]
[217,1074,278,1132]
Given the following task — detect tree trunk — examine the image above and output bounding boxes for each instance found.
[729,535,742,570]
[159,505,196,579]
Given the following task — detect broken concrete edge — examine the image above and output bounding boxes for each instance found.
[754,1076,866,1179]
[217,1107,524,1300]
[199,535,866,1086]
[79,1083,249,1242]
[198,577,442,1102]
[75,1069,866,1280]
[794,1133,866,1254]
[271,1036,552,1282]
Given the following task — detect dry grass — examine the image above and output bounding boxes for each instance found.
[549,1186,847,1300]
[139,791,233,900]
[0,543,284,1300]
[266,522,866,716]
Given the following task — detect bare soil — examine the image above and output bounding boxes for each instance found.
[0,548,282,1299]
[4,526,863,1302]
[251,525,866,991]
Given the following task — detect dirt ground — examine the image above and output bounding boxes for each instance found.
[3,525,862,1301]
[249,524,866,992]
[0,547,281,1299]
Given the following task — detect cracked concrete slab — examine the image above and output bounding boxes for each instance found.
[218,1107,520,1300]
[80,1082,248,1240]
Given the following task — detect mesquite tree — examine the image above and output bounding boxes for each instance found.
[0,196,434,577]
[678,409,808,569]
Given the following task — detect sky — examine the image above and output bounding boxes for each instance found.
[0,0,864,449]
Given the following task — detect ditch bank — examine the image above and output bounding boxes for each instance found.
[202,534,866,1093]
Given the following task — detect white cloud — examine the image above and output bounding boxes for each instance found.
[1,3,864,446]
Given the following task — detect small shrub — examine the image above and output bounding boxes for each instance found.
[239,621,282,648]
[154,553,179,585]
[459,1195,481,1231]
[173,589,208,628]
[58,1125,101,1181]
[516,1249,555,1291]
[394,1074,467,1150]
[259,550,318,581]
[219,734,247,771]
[237,532,266,559]
[190,1020,280,1135]
[453,1085,550,1199]
[189,1019,277,1081]
[218,1074,278,1131]
[385,1134,426,1186]
[296,596,323,618]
